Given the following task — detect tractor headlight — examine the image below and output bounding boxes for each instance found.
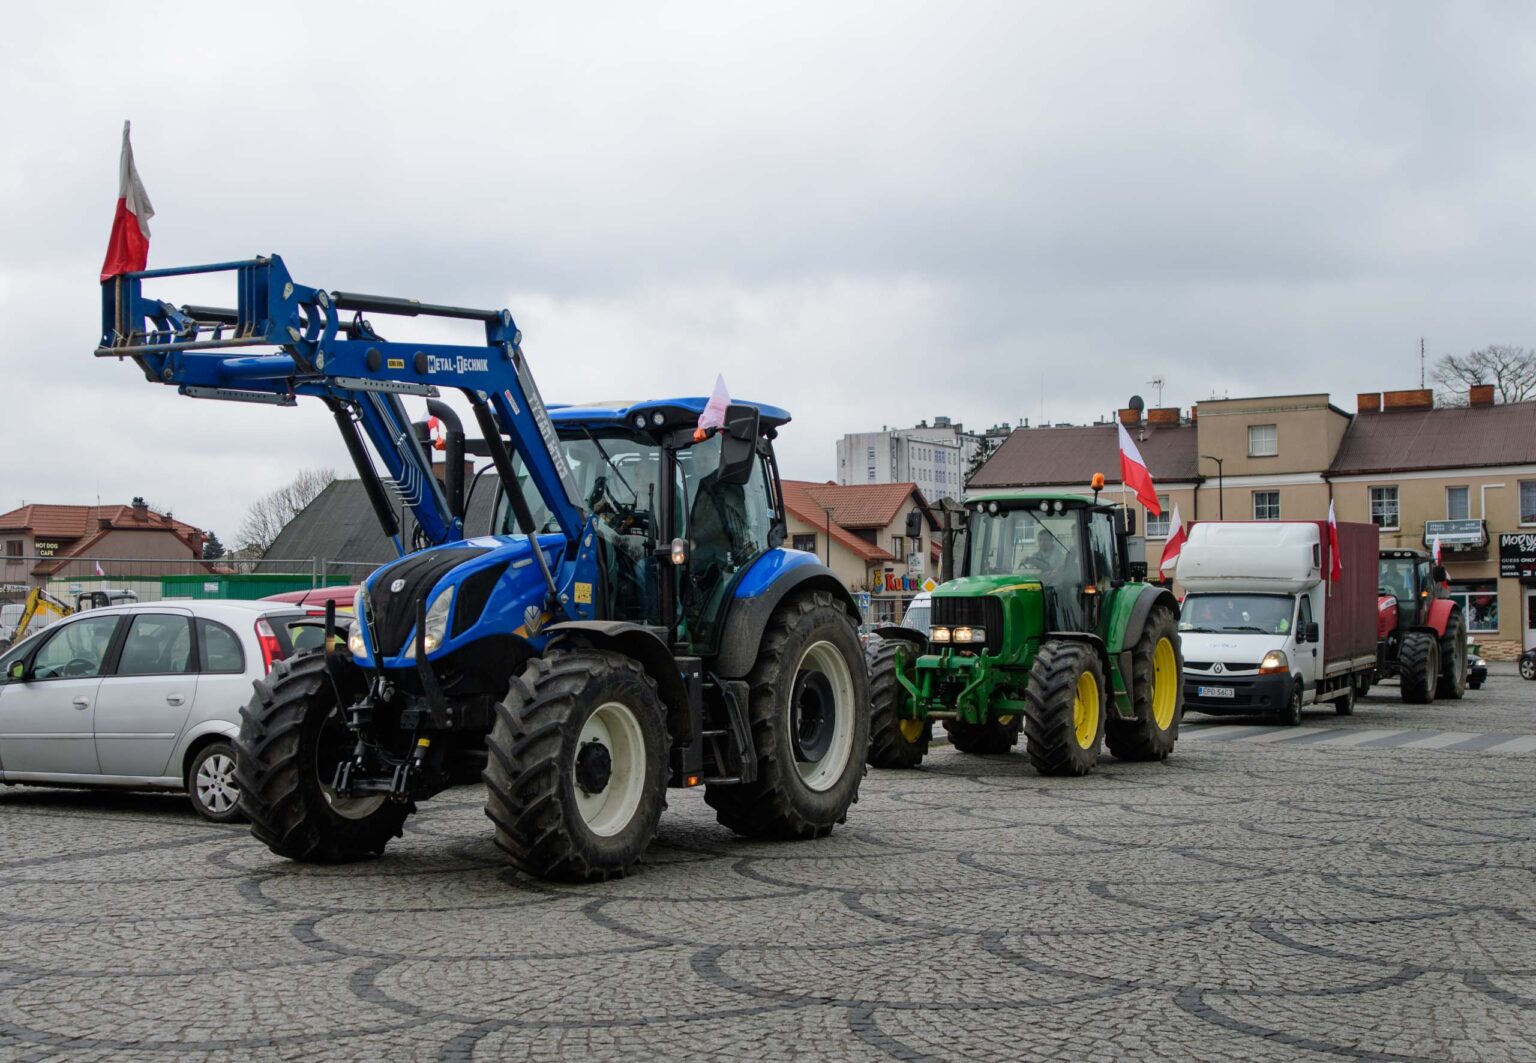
[931,626,952,644]
[1259,650,1289,674]
[348,591,369,657]
[404,585,454,658]
[952,626,986,644]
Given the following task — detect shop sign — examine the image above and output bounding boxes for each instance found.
[1498,533,1536,579]
[1424,519,1487,548]
[33,540,62,557]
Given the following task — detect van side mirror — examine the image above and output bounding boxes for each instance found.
[1304,622,1320,643]
[716,404,760,486]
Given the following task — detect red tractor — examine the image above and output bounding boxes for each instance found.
[1374,548,1468,703]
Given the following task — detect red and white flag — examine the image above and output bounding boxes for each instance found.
[1159,504,1186,573]
[694,374,731,441]
[94,561,105,577]
[1327,500,1343,582]
[1116,422,1160,515]
[1431,534,1448,586]
[100,121,154,281]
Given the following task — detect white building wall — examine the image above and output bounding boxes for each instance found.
[837,427,966,501]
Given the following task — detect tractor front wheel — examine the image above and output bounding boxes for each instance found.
[1399,631,1440,705]
[944,716,1021,755]
[1105,604,1181,762]
[866,640,930,769]
[484,651,668,882]
[706,592,869,838]
[236,654,412,863]
[1436,610,1468,700]
[1023,641,1105,777]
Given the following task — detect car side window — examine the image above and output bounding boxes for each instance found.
[31,616,122,680]
[116,614,194,676]
[198,619,245,674]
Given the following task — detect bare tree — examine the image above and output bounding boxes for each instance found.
[1432,345,1536,406]
[237,467,337,553]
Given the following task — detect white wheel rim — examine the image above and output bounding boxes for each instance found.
[573,700,646,837]
[792,640,856,793]
[195,752,239,815]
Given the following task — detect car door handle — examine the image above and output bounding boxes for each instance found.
[166,693,185,706]
[72,696,90,709]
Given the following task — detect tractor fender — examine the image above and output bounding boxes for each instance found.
[1117,585,1181,655]
[543,621,690,736]
[1042,630,1113,683]
[712,554,861,678]
[871,626,926,650]
[1423,598,1459,637]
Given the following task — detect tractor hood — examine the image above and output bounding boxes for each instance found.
[928,574,1045,658]
[933,574,1044,600]
[355,533,565,665]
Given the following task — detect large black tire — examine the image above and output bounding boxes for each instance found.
[1277,679,1303,726]
[866,640,929,768]
[236,654,412,862]
[944,716,1022,755]
[1023,641,1105,777]
[1436,610,1468,700]
[706,592,869,838]
[484,651,668,882]
[1400,631,1440,705]
[1106,604,1182,761]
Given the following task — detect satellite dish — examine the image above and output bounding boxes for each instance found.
[1127,395,1145,414]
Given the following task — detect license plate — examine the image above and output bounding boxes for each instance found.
[1197,685,1235,699]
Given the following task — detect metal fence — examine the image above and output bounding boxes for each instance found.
[0,555,382,608]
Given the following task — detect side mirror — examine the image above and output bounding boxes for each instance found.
[6,661,24,681]
[716,404,760,486]
[1119,508,1137,536]
[1432,564,1448,584]
[1305,622,1320,643]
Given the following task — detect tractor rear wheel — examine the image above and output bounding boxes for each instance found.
[484,651,668,882]
[706,592,869,838]
[236,654,412,863]
[944,716,1022,755]
[1106,604,1181,762]
[866,640,930,768]
[1436,610,1468,700]
[1399,631,1440,705]
[1023,641,1105,777]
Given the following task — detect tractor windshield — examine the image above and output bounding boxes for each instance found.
[968,507,1082,583]
[1378,557,1414,600]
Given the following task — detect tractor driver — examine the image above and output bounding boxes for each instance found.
[1018,528,1078,586]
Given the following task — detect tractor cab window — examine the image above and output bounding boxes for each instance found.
[678,435,774,650]
[968,505,1085,628]
[1378,557,1414,601]
[1087,511,1118,591]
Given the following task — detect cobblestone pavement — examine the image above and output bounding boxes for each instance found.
[0,676,1532,1061]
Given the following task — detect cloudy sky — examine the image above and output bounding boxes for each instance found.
[3,1,1534,543]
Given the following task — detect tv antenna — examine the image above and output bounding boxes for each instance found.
[1148,376,1165,407]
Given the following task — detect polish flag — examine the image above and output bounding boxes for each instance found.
[1327,500,1343,582]
[1159,504,1186,573]
[100,121,155,282]
[1117,422,1160,515]
[694,374,731,441]
[94,561,105,577]
[1432,533,1448,586]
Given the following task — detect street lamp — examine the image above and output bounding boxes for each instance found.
[1201,454,1224,519]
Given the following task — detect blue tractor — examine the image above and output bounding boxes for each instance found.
[98,256,870,880]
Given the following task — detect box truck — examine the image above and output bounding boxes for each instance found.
[1174,520,1378,725]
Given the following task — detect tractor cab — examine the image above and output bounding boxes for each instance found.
[1378,549,1448,631]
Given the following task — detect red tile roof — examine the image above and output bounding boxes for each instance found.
[1329,401,1536,475]
[0,503,201,541]
[780,481,940,564]
[780,481,894,562]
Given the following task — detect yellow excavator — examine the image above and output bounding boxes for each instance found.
[0,588,139,651]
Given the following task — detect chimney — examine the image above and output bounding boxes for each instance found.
[1357,392,1381,414]
[1469,384,1495,408]
[1382,388,1433,412]
[131,496,149,521]
[1117,408,1140,426]
[1189,404,1198,423]
[1147,407,1180,427]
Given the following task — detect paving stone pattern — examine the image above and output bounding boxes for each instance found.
[0,678,1533,1060]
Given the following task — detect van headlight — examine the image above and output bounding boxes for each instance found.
[1259,650,1289,674]
[406,586,455,658]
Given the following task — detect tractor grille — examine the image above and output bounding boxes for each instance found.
[369,546,491,656]
[930,596,1004,655]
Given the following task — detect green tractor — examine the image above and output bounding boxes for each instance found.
[868,487,1183,775]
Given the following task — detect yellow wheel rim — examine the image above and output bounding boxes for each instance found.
[899,719,925,743]
[1151,637,1178,730]
[996,715,1015,726]
[1073,671,1100,749]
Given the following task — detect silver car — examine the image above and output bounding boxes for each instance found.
[0,599,315,821]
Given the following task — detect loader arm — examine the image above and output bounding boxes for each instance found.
[98,255,594,615]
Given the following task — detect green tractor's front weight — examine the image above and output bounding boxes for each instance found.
[866,488,1184,776]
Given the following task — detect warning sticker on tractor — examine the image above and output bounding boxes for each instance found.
[573,582,593,605]
[386,358,405,369]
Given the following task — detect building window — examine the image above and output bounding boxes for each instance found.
[792,533,817,553]
[1369,486,1399,529]
[1253,491,1281,521]
[867,468,876,482]
[1145,497,1171,538]
[1446,486,1469,521]
[1521,480,1536,525]
[3,540,19,558]
[1248,424,1278,457]
[891,536,905,559]
[1448,580,1499,633]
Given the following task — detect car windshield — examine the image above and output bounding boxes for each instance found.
[1378,557,1414,600]
[968,506,1080,579]
[1181,595,1295,635]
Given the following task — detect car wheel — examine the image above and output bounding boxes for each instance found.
[188,741,244,823]
[1522,656,1536,681]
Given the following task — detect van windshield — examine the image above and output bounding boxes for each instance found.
[1180,594,1295,636]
